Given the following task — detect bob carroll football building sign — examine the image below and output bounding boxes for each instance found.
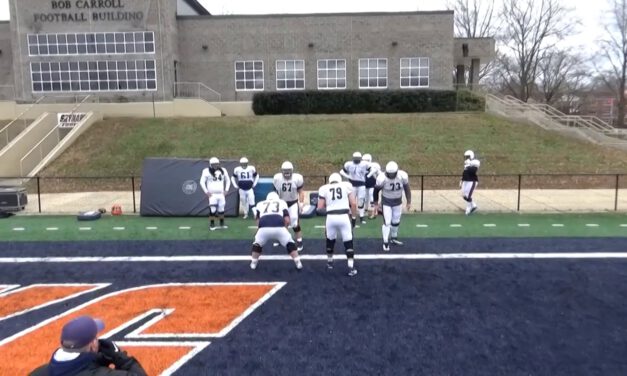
[33,0,144,23]
[1,0,494,103]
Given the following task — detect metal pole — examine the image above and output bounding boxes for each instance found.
[132,176,137,214]
[37,176,41,213]
[615,174,619,211]
[420,175,424,212]
[152,93,156,118]
[517,174,521,212]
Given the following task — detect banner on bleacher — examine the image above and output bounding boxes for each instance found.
[57,113,86,129]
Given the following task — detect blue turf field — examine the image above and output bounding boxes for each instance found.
[1,238,627,375]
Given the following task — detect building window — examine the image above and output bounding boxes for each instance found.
[317,59,346,90]
[400,57,429,88]
[27,32,155,56]
[30,60,157,93]
[359,58,387,89]
[276,60,305,90]
[234,60,264,91]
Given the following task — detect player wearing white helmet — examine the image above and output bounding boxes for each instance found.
[373,161,411,251]
[250,191,302,270]
[362,153,381,219]
[232,157,259,219]
[461,150,480,215]
[339,151,369,224]
[273,161,305,251]
[317,172,358,276]
[199,157,231,230]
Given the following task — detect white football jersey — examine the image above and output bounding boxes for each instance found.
[375,170,409,205]
[232,165,258,190]
[273,173,304,203]
[254,198,289,227]
[318,182,353,212]
[343,161,369,183]
[200,167,230,194]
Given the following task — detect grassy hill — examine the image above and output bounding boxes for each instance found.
[40,113,627,180]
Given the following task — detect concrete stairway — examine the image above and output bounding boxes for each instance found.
[486,94,627,150]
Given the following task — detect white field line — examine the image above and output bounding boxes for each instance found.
[518,224,530,227]
[483,224,496,227]
[45,227,58,231]
[450,224,462,228]
[79,227,91,231]
[112,227,125,231]
[2,252,627,263]
[585,224,599,227]
[415,224,429,228]
[179,226,191,230]
[552,224,564,227]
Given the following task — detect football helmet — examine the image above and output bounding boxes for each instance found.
[209,157,220,169]
[329,172,342,184]
[464,150,475,160]
[281,161,293,179]
[240,157,248,168]
[362,153,372,163]
[352,151,362,164]
[266,192,280,201]
[385,161,399,179]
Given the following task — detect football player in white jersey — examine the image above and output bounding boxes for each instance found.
[317,173,358,277]
[273,161,305,251]
[362,153,381,219]
[250,192,303,270]
[339,151,369,224]
[200,157,231,230]
[373,161,411,251]
[461,150,480,215]
[231,157,259,219]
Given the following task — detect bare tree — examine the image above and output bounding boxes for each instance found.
[449,0,500,83]
[451,0,499,38]
[597,0,627,127]
[537,50,581,104]
[499,0,576,102]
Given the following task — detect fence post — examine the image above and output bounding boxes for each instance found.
[37,176,41,213]
[152,93,156,118]
[517,174,521,212]
[132,176,137,214]
[420,175,424,212]
[615,174,620,212]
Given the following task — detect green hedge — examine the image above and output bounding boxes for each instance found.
[252,89,485,115]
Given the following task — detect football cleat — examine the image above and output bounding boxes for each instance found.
[250,261,258,270]
[470,206,478,214]
[390,238,403,246]
[221,225,228,229]
[347,268,358,277]
[327,260,334,269]
[383,243,390,252]
[209,225,217,231]
[295,260,303,270]
[297,240,304,252]
[360,217,367,224]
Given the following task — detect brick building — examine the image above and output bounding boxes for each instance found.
[0,0,494,102]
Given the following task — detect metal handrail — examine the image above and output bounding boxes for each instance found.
[0,96,46,150]
[20,124,60,176]
[174,82,222,102]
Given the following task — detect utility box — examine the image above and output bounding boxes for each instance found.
[0,187,28,212]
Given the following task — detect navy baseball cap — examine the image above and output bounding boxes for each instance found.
[60,316,105,351]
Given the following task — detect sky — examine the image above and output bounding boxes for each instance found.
[0,0,611,49]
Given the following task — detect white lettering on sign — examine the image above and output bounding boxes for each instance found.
[57,113,86,129]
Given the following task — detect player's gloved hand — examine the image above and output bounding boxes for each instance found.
[351,217,357,228]
[98,339,134,369]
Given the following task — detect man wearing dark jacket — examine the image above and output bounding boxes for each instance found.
[29,315,147,376]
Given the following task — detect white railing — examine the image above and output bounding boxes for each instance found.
[0,96,46,150]
[20,123,60,176]
[486,94,627,146]
[174,82,221,102]
[19,95,93,177]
